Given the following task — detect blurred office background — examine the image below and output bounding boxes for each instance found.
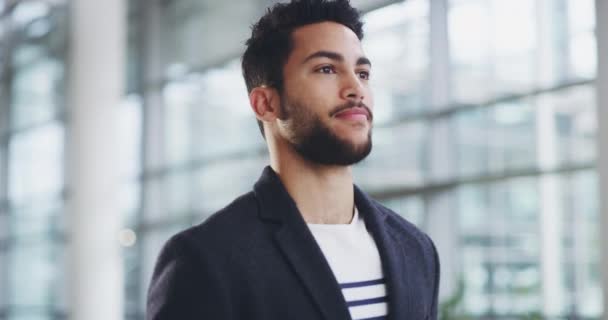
[0,0,607,319]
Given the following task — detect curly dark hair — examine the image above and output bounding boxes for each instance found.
[241,0,364,138]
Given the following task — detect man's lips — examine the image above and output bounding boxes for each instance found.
[334,107,371,120]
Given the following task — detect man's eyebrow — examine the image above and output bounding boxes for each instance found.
[301,51,372,67]
[302,51,344,64]
[357,57,372,67]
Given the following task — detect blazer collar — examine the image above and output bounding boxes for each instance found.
[253,166,418,320]
[253,166,387,224]
[253,166,351,320]
[354,185,418,319]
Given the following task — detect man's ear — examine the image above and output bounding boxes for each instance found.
[249,86,281,122]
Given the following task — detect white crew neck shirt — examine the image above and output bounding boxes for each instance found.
[307,207,388,320]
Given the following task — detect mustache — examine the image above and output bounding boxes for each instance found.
[329,101,373,120]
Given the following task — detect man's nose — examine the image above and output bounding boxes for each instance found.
[340,73,365,101]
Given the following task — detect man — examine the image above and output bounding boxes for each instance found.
[147,0,440,319]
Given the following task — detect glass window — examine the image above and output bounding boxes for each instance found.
[448,0,493,104]
[162,61,260,167]
[0,1,69,319]
[142,172,194,224]
[487,100,537,173]
[380,196,424,227]
[566,0,596,79]
[458,177,542,316]
[10,198,63,238]
[448,0,594,104]
[7,312,53,320]
[193,154,269,215]
[0,211,7,240]
[536,85,597,167]
[143,154,269,223]
[0,245,5,309]
[455,99,537,178]
[8,242,60,307]
[117,95,142,179]
[354,122,429,192]
[159,1,259,79]
[363,0,430,121]
[561,170,601,316]
[116,96,142,227]
[0,145,6,198]
[121,181,141,228]
[11,1,51,27]
[7,123,64,205]
[490,0,537,96]
[124,243,141,317]
[10,45,64,130]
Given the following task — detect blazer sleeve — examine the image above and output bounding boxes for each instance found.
[146,233,232,320]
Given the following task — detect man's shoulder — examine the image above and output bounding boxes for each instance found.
[164,191,263,257]
[368,198,436,253]
[199,191,261,231]
[367,197,439,278]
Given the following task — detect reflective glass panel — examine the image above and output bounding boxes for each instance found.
[560,170,602,316]
[10,197,63,238]
[11,1,52,27]
[458,177,541,316]
[7,312,53,320]
[7,123,64,205]
[363,0,430,122]
[448,0,493,103]
[193,154,269,215]
[8,242,60,307]
[10,45,64,130]
[0,246,5,308]
[159,1,259,77]
[124,242,141,316]
[448,0,596,104]
[162,61,260,167]
[142,171,194,224]
[455,99,537,178]
[380,196,424,227]
[567,0,596,79]
[354,122,429,192]
[535,85,596,167]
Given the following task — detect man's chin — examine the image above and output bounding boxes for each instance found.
[292,138,372,166]
[334,129,371,146]
[331,140,373,166]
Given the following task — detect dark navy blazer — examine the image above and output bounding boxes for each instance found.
[147,166,440,320]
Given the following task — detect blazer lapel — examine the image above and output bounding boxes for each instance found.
[254,167,351,320]
[354,186,417,320]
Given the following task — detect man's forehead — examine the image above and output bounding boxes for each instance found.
[290,22,365,60]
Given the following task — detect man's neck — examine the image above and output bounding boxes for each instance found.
[270,153,355,225]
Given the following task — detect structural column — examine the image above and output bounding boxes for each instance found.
[426,0,458,300]
[596,0,608,318]
[66,1,125,319]
[535,0,566,314]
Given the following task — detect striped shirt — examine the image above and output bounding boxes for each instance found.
[308,207,388,320]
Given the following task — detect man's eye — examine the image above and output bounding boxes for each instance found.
[318,66,335,74]
[358,71,370,80]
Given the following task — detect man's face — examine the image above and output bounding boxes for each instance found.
[277,21,374,166]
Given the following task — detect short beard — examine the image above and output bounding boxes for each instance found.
[280,96,373,166]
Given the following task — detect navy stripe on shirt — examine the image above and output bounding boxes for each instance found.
[340,278,385,289]
[346,296,388,308]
